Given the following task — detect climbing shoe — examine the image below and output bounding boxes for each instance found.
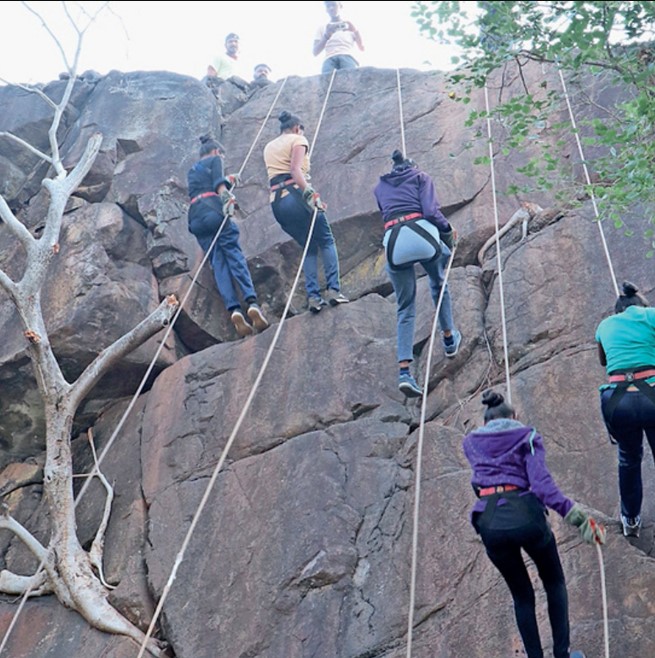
[230,309,253,337]
[443,329,462,358]
[308,296,327,314]
[621,514,641,538]
[399,373,423,398]
[325,289,350,306]
[247,303,269,332]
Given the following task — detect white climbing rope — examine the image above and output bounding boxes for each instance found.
[0,79,291,658]
[558,65,612,657]
[405,246,457,658]
[483,82,513,405]
[397,68,407,157]
[557,66,619,297]
[135,68,339,658]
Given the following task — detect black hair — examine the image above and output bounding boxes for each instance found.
[615,281,649,313]
[198,134,223,157]
[278,110,303,133]
[481,389,515,423]
[391,149,417,172]
[225,33,239,43]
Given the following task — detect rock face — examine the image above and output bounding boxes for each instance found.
[0,62,653,658]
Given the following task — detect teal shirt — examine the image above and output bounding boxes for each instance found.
[595,306,655,374]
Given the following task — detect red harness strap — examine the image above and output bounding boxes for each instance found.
[384,212,422,231]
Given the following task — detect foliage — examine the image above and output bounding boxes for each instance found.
[412,1,655,256]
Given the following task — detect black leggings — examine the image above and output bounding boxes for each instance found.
[476,503,570,658]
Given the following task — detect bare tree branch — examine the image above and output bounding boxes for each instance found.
[0,80,58,109]
[0,196,35,250]
[0,569,50,596]
[86,430,116,591]
[0,131,52,164]
[68,295,180,410]
[0,514,48,563]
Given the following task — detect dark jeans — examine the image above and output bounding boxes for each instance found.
[188,198,256,311]
[270,190,340,299]
[601,386,655,518]
[476,507,570,658]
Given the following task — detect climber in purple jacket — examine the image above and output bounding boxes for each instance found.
[373,149,460,398]
[463,389,605,658]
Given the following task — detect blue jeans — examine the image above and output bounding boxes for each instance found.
[270,191,341,299]
[322,55,358,75]
[601,386,655,519]
[385,225,455,363]
[188,198,257,311]
[478,523,570,658]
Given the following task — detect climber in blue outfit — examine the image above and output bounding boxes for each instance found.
[187,135,269,338]
[373,149,461,398]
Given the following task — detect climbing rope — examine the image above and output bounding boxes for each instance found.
[135,68,339,658]
[405,247,457,658]
[396,68,407,157]
[483,82,513,405]
[0,79,291,657]
[558,65,613,657]
[557,66,619,297]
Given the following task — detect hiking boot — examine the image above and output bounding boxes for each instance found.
[621,514,641,538]
[443,329,462,358]
[325,289,350,306]
[247,303,269,331]
[570,651,586,658]
[230,309,253,337]
[308,296,327,314]
[399,372,423,398]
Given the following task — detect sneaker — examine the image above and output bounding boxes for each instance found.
[308,296,327,314]
[398,372,423,398]
[247,303,269,331]
[325,289,350,306]
[443,329,462,358]
[570,651,586,658]
[621,514,641,538]
[230,309,253,337]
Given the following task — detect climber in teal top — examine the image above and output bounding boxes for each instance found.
[595,281,655,539]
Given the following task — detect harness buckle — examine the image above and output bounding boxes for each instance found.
[626,372,635,382]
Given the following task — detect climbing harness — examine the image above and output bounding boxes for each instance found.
[135,68,338,658]
[0,79,292,657]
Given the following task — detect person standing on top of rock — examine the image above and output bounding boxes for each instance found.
[263,110,349,314]
[187,135,269,338]
[313,1,364,74]
[373,149,460,398]
[595,280,655,539]
[463,389,604,658]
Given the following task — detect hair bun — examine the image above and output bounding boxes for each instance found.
[391,149,405,165]
[199,134,212,145]
[481,389,504,408]
[279,110,292,123]
[622,281,639,297]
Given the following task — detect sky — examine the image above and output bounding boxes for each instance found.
[0,1,457,86]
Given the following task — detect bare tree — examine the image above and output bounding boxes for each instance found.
[0,3,177,655]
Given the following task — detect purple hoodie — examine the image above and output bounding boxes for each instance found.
[373,167,450,231]
[462,419,574,519]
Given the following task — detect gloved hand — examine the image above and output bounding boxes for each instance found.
[219,189,237,219]
[226,173,241,189]
[440,224,455,250]
[564,503,606,545]
[302,185,327,211]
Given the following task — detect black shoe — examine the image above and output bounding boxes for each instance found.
[325,289,350,306]
[621,514,641,538]
[308,296,327,314]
